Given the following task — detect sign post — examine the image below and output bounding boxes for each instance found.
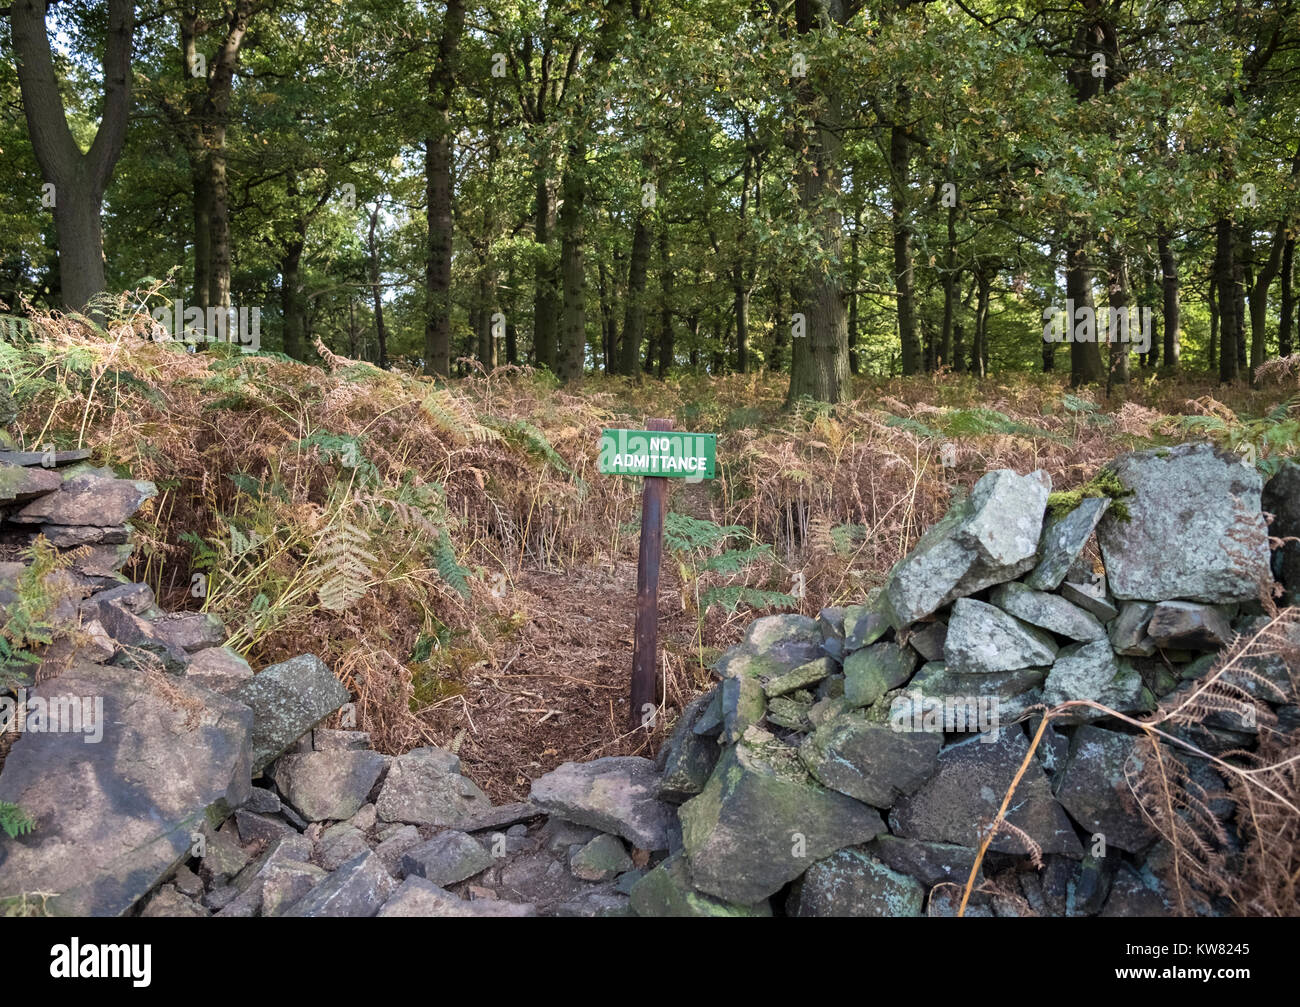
[598,423,716,731]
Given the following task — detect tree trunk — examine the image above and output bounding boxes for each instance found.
[423,0,466,377]
[973,267,990,378]
[1216,218,1240,381]
[1066,239,1104,386]
[1106,247,1131,393]
[533,167,559,369]
[848,205,861,375]
[1249,221,1286,375]
[1208,276,1219,368]
[281,240,306,361]
[556,141,587,382]
[1158,229,1179,371]
[940,202,957,369]
[657,225,673,378]
[785,0,851,405]
[11,0,134,313]
[891,91,922,376]
[1280,236,1296,358]
[621,204,652,376]
[368,207,389,369]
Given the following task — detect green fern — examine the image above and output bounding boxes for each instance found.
[483,416,574,477]
[662,512,747,554]
[0,537,68,690]
[316,520,378,612]
[700,585,799,614]
[431,532,471,599]
[885,415,940,438]
[702,543,773,574]
[0,802,35,839]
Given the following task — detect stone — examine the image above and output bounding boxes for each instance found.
[868,835,981,890]
[400,831,494,886]
[314,728,372,751]
[882,468,1051,628]
[1101,863,1176,916]
[907,621,947,662]
[270,749,387,822]
[283,851,395,917]
[152,612,225,653]
[447,801,538,833]
[1109,602,1157,656]
[232,654,350,773]
[656,690,722,803]
[529,757,673,851]
[260,861,328,917]
[765,695,813,732]
[1053,725,1157,853]
[235,810,296,846]
[720,674,766,743]
[889,725,1082,857]
[1060,575,1119,622]
[843,641,918,708]
[1146,601,1233,650]
[799,703,942,807]
[817,606,846,659]
[0,660,252,917]
[378,876,538,917]
[349,803,377,831]
[1042,639,1151,721]
[1024,496,1110,591]
[680,728,884,904]
[1263,461,1300,600]
[1097,442,1272,603]
[788,848,924,917]
[140,885,209,918]
[990,582,1106,642]
[927,887,993,917]
[185,646,254,694]
[569,834,633,881]
[318,826,371,871]
[538,818,603,852]
[628,853,771,917]
[715,614,823,681]
[374,825,423,875]
[38,524,132,547]
[170,865,204,898]
[0,461,61,503]
[11,473,156,527]
[842,603,890,651]
[905,662,1046,726]
[944,597,1058,674]
[0,448,90,467]
[764,656,835,698]
[692,687,724,736]
[242,785,281,814]
[202,823,252,883]
[375,746,491,826]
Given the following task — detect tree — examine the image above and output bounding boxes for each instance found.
[9,0,134,312]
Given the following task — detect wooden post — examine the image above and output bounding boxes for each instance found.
[630,418,671,730]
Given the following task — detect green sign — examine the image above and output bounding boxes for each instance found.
[598,429,716,479]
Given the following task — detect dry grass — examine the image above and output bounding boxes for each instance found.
[4,302,1298,809]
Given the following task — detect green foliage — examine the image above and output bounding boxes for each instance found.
[699,585,799,614]
[0,802,35,840]
[1170,395,1300,478]
[431,532,471,600]
[0,537,69,690]
[1047,468,1135,522]
[294,431,375,480]
[662,512,748,555]
[485,416,574,477]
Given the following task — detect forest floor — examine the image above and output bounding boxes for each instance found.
[7,311,1300,800]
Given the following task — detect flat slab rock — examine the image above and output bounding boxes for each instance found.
[883,468,1051,628]
[529,756,674,851]
[232,654,350,773]
[679,728,884,905]
[1097,442,1272,603]
[0,661,252,916]
[788,848,925,917]
[889,725,1082,858]
[378,876,538,917]
[11,473,157,527]
[944,597,1058,674]
[375,746,492,826]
